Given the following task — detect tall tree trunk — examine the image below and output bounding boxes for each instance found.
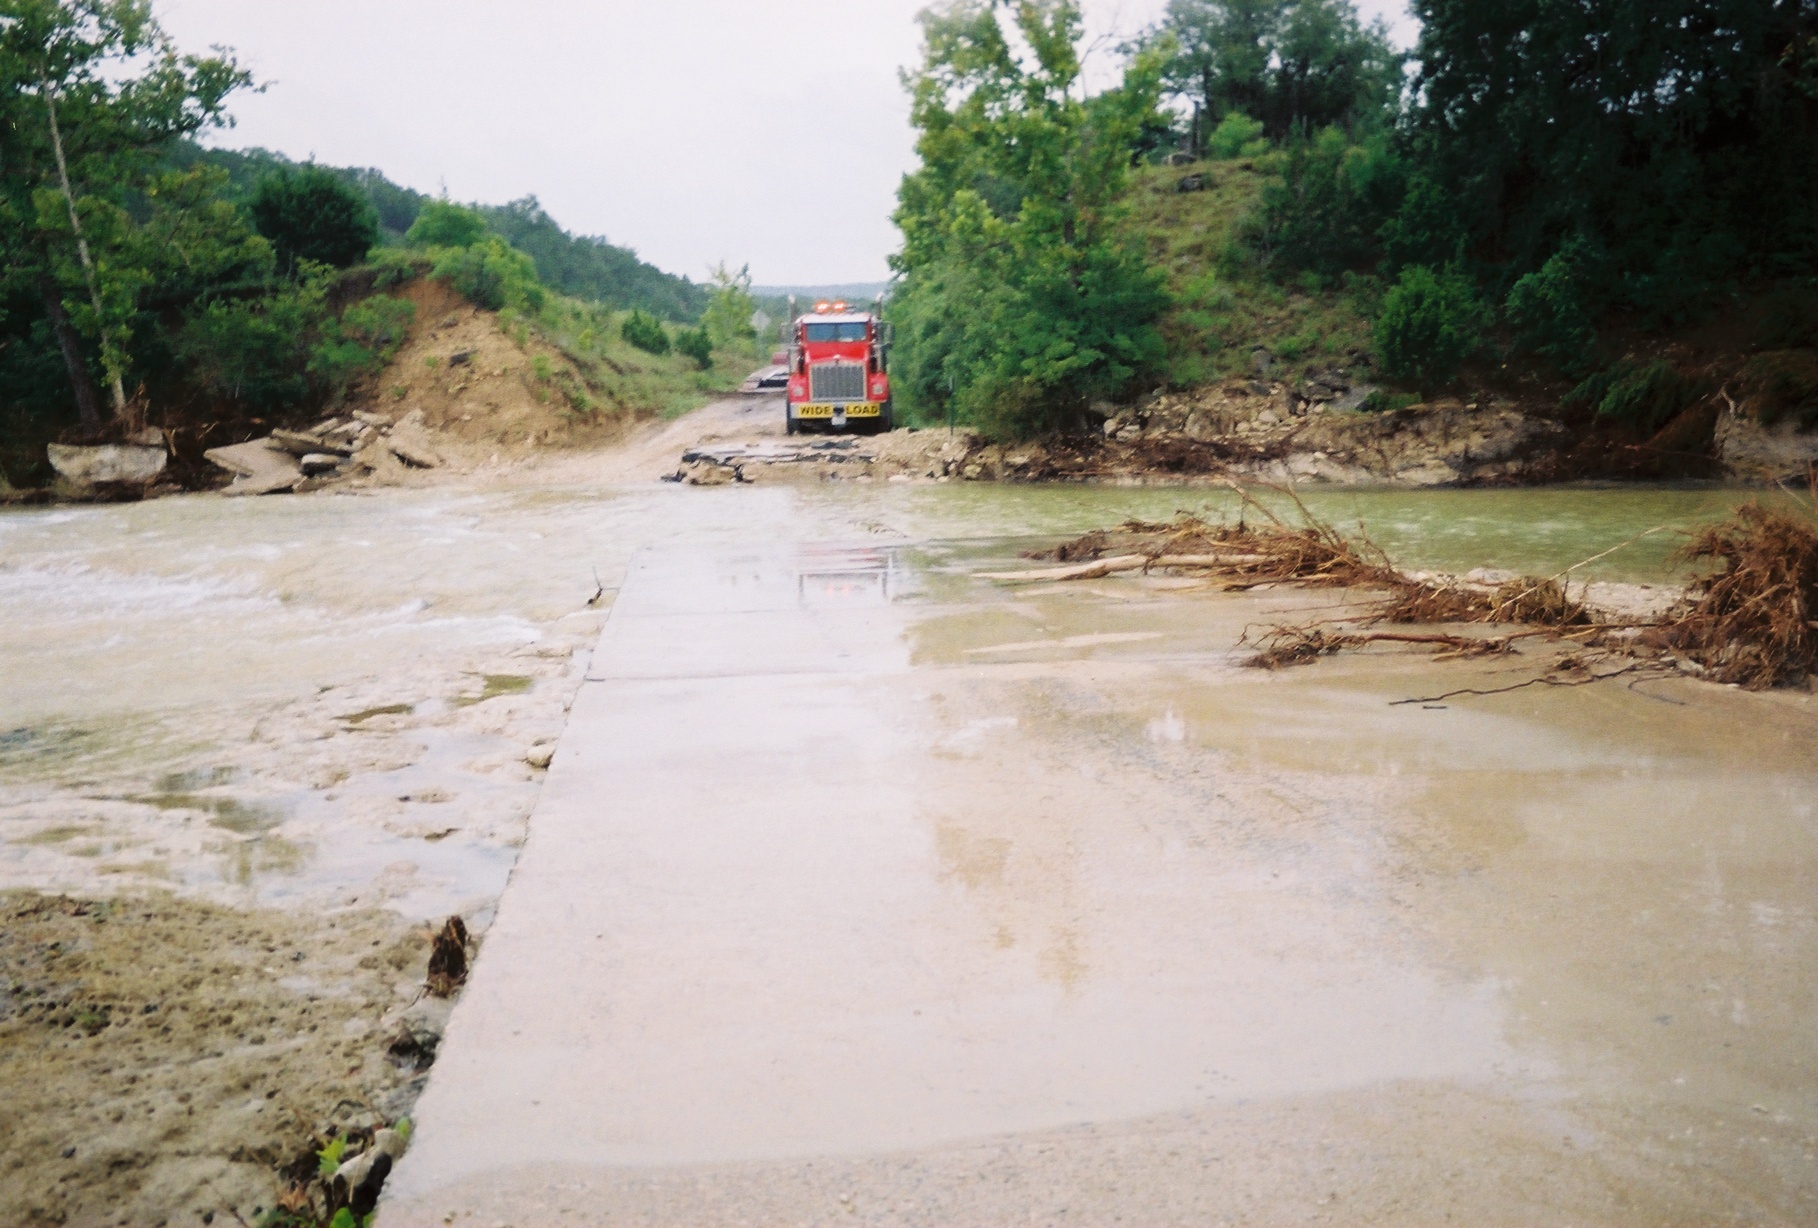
[40,277,105,437]
[40,68,129,422]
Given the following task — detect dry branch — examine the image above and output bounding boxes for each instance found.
[1003,480,1818,692]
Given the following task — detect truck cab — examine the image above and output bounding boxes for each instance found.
[784,300,893,436]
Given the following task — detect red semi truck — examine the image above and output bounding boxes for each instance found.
[783,299,893,436]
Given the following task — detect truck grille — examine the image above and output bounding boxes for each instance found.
[809,361,867,402]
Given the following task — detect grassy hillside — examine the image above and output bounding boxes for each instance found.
[1122,158,1376,389]
[1122,155,1818,481]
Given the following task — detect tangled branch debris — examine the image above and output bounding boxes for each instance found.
[991,480,1818,690]
[1653,501,1818,687]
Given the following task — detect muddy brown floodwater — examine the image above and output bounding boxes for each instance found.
[1,400,1812,1225]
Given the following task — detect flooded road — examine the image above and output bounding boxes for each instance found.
[0,475,1749,919]
[2,440,1813,1224]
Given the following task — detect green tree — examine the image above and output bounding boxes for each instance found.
[1259,125,1403,279]
[1373,264,1485,393]
[700,261,757,351]
[1205,111,1266,158]
[891,0,1170,438]
[676,326,714,369]
[620,308,669,355]
[406,199,488,249]
[248,164,377,273]
[1141,0,1402,148]
[1405,0,1818,311]
[0,0,250,432]
[430,236,544,313]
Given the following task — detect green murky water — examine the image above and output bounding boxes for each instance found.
[0,479,1762,736]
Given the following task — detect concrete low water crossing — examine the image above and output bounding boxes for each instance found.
[3,472,1814,1223]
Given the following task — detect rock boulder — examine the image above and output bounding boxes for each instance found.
[46,442,167,486]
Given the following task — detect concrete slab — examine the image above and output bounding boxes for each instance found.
[379,546,1519,1223]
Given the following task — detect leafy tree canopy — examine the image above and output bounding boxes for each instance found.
[1137,0,1403,143]
[890,0,1170,439]
[248,164,377,272]
[701,261,757,351]
[405,199,487,249]
[0,0,250,432]
[1405,0,1818,308]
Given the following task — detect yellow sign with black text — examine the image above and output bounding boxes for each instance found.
[794,404,880,419]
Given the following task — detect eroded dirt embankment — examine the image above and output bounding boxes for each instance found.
[0,894,440,1227]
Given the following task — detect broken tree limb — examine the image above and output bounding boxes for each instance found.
[976,555,1150,582]
[977,552,1274,583]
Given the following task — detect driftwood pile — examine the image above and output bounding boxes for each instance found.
[1654,501,1818,687]
[983,479,1818,691]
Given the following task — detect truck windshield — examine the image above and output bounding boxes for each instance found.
[804,323,867,342]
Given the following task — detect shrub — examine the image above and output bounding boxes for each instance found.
[675,327,714,369]
[309,296,416,400]
[248,166,379,274]
[621,309,670,355]
[1505,238,1600,374]
[1373,265,1485,393]
[175,289,323,413]
[369,247,432,289]
[1376,175,1464,274]
[407,200,488,249]
[1564,359,1705,433]
[1359,389,1421,413]
[432,238,544,313]
[1207,112,1267,160]
[1261,128,1404,280]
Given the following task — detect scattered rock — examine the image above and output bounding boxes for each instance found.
[387,412,444,469]
[525,745,555,770]
[206,439,304,496]
[46,442,168,486]
[1176,174,1206,193]
[272,428,352,458]
[299,453,341,477]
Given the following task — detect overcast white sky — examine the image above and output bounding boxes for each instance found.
[158,1,1417,287]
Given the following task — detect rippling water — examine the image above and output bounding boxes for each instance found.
[0,478,1759,915]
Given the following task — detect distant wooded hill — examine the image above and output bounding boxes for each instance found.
[181,145,709,322]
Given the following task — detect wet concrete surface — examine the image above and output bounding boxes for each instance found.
[382,542,1818,1225]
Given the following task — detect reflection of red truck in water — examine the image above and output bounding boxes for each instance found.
[784,299,893,435]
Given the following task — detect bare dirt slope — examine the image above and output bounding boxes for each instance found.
[357,280,640,464]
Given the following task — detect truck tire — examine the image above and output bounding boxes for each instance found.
[785,405,797,436]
